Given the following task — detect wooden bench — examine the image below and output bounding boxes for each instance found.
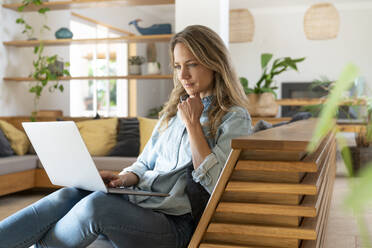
[188,118,336,248]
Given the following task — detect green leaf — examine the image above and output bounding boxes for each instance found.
[63,69,70,76]
[307,63,359,152]
[337,133,354,177]
[64,62,70,67]
[16,18,25,24]
[34,45,39,54]
[18,5,26,12]
[261,53,273,69]
[38,7,50,14]
[59,85,64,92]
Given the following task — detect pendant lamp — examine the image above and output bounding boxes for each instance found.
[230,9,255,43]
[304,3,340,40]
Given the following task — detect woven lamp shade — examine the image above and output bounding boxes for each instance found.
[230,9,255,43]
[304,3,340,40]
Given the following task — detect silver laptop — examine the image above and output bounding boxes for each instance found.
[22,121,168,197]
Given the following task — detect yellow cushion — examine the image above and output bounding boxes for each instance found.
[0,120,30,155]
[138,117,159,153]
[76,118,118,156]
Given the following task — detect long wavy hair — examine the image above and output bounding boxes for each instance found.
[159,25,248,138]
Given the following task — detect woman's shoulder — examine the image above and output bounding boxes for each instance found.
[222,105,251,122]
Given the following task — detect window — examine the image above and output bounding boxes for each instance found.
[69,19,128,117]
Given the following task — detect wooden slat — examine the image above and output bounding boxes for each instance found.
[216,202,316,218]
[3,34,172,47]
[235,160,317,172]
[212,212,300,227]
[230,170,304,183]
[232,119,319,151]
[221,191,302,205]
[202,233,299,248]
[276,98,367,106]
[239,149,306,161]
[71,12,134,36]
[188,149,241,248]
[225,181,317,195]
[200,243,264,248]
[3,75,172,82]
[0,170,35,196]
[206,223,316,240]
[2,0,174,11]
[301,143,336,247]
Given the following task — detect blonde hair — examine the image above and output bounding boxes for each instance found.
[159,25,248,138]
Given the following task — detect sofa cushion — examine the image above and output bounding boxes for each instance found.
[37,156,137,172]
[0,120,30,155]
[0,155,38,175]
[138,117,158,153]
[76,118,118,156]
[0,128,14,157]
[108,118,139,157]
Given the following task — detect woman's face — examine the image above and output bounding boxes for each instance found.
[173,43,214,98]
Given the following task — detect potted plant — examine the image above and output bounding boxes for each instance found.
[146,43,161,75]
[16,0,70,119]
[240,53,305,117]
[128,56,145,75]
[30,43,70,116]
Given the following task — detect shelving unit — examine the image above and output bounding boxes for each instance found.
[2,0,175,116]
[276,98,367,106]
[2,0,174,11]
[3,34,173,47]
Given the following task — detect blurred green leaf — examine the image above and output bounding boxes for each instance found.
[307,63,359,152]
[261,53,273,69]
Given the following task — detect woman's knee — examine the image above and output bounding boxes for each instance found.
[72,191,109,221]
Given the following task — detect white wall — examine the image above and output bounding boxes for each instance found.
[229,2,372,99]
[175,0,229,45]
[0,4,174,117]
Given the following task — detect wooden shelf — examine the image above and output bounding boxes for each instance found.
[3,75,173,81]
[3,34,173,47]
[2,0,174,12]
[276,98,367,106]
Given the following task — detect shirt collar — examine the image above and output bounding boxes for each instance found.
[202,95,214,111]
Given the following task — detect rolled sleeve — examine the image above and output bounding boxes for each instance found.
[192,107,252,194]
[121,160,148,178]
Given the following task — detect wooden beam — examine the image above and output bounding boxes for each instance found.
[71,12,134,36]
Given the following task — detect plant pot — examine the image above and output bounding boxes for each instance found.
[247,93,279,117]
[128,65,141,75]
[146,62,161,75]
[48,60,64,76]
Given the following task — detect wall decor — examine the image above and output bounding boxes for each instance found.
[129,19,171,35]
[55,27,73,39]
[304,3,340,40]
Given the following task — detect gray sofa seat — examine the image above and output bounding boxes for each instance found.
[0,155,38,175]
[37,156,137,171]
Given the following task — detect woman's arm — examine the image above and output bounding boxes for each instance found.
[178,94,212,169]
[191,107,252,193]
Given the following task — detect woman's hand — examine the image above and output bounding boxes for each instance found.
[177,93,204,127]
[100,171,139,188]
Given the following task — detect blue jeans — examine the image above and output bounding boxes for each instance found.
[0,188,194,248]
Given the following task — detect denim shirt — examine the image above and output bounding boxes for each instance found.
[122,96,252,215]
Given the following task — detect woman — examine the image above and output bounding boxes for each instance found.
[0,25,252,248]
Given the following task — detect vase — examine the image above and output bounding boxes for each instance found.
[247,93,279,117]
[129,65,141,75]
[146,62,161,75]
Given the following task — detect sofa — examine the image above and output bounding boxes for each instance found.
[0,116,158,197]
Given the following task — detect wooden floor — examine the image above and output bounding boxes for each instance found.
[0,177,370,248]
